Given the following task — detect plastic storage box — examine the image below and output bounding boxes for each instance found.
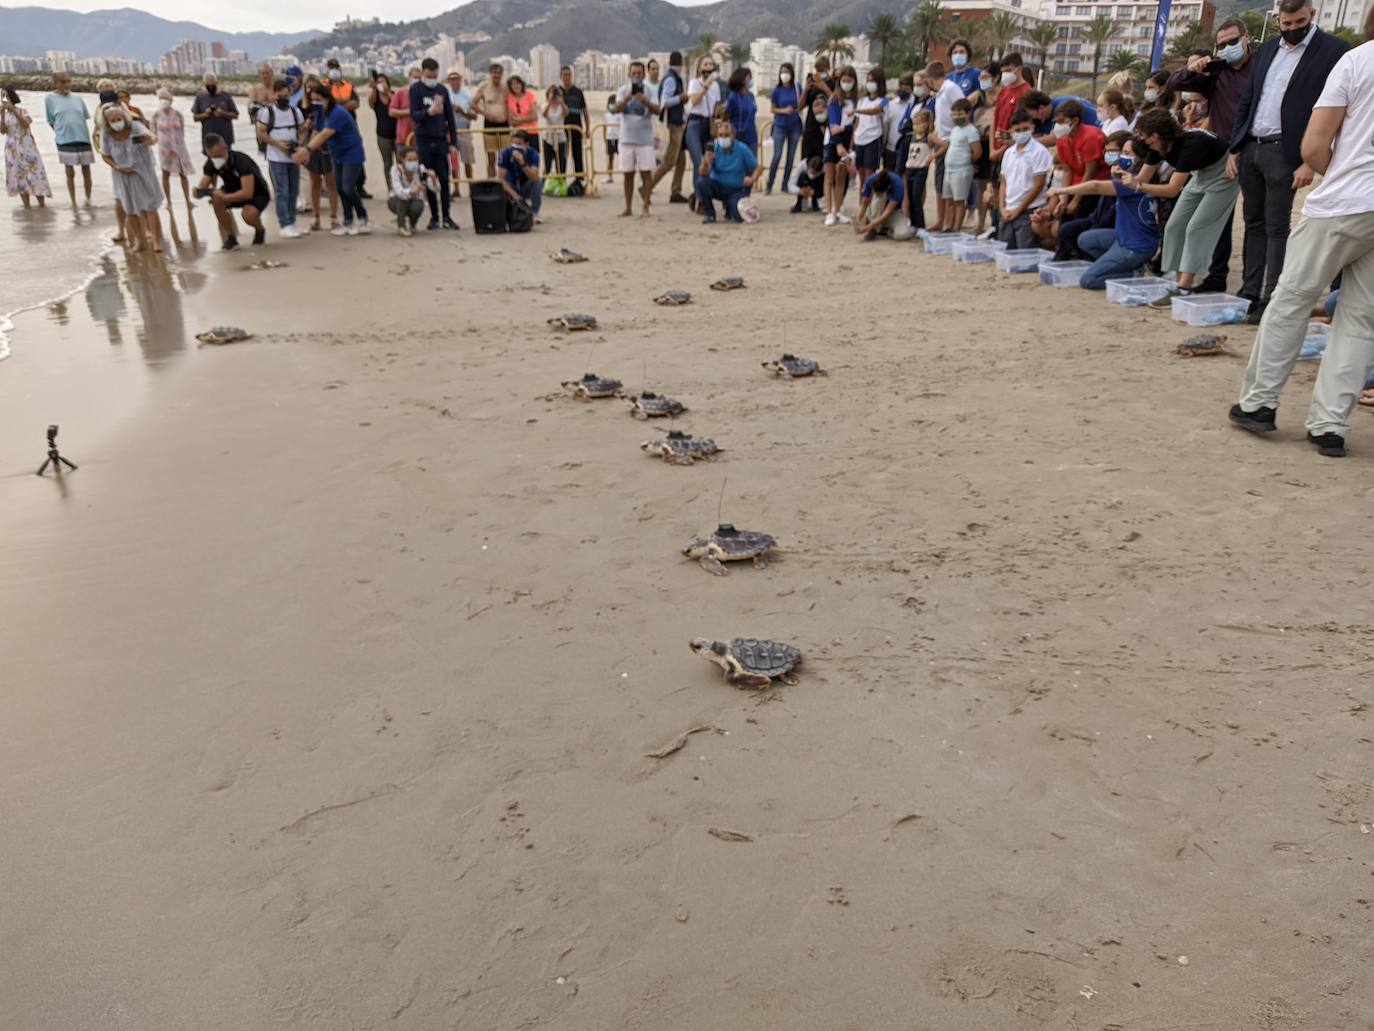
[1170,293,1252,326]
[1299,321,1329,360]
[1038,260,1092,287]
[923,232,974,254]
[1106,276,1176,306]
[995,248,1054,273]
[951,239,1008,263]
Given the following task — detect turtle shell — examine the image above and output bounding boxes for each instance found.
[773,353,818,375]
[566,372,622,395]
[712,525,775,557]
[552,249,587,263]
[654,291,693,306]
[197,326,251,343]
[654,430,717,456]
[711,277,746,291]
[549,314,598,330]
[633,392,686,415]
[729,637,801,677]
[1176,334,1227,353]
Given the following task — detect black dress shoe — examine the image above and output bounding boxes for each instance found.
[1229,404,1276,433]
[669,193,688,204]
[1244,302,1267,326]
[1307,431,1346,457]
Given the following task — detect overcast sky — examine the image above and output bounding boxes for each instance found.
[35,0,718,34]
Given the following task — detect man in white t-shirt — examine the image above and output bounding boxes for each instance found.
[254,78,307,237]
[996,109,1053,249]
[926,60,966,231]
[1230,39,1374,458]
[613,59,663,217]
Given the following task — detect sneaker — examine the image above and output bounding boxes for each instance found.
[669,193,688,204]
[811,200,821,211]
[1307,431,1346,457]
[252,226,266,246]
[358,187,373,199]
[442,218,460,230]
[790,201,802,214]
[331,224,350,236]
[1147,287,1185,310]
[280,224,302,239]
[534,216,543,224]
[688,195,697,213]
[344,224,360,236]
[824,213,837,227]
[426,219,440,232]
[355,219,372,235]
[296,223,310,235]
[222,235,239,251]
[1228,404,1277,433]
[976,227,996,241]
[398,224,412,237]
[701,215,716,224]
[835,212,851,225]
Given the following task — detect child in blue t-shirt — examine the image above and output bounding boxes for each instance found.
[855,168,906,240]
[1048,136,1160,290]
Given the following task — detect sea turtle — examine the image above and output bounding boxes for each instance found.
[710,276,746,291]
[690,637,802,689]
[196,326,253,345]
[683,524,777,575]
[624,391,686,419]
[548,313,598,332]
[641,430,720,465]
[1175,333,1230,357]
[762,353,825,379]
[551,248,588,264]
[245,259,287,271]
[653,290,693,306]
[562,372,623,400]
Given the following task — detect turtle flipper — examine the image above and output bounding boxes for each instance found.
[780,672,799,685]
[699,555,729,576]
[753,553,769,570]
[632,407,648,420]
[669,453,695,466]
[727,670,772,689]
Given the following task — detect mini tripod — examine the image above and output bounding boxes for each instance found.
[36,424,78,477]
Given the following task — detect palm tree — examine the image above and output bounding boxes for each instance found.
[1026,22,1059,78]
[689,32,722,66]
[815,22,855,66]
[1079,14,1122,93]
[976,11,1018,61]
[1166,20,1210,61]
[723,41,751,76]
[1240,10,1267,42]
[867,12,903,67]
[1107,48,1144,78]
[906,1,949,66]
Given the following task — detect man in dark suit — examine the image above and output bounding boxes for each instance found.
[1227,0,1348,320]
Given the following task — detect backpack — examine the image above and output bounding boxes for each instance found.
[260,103,302,156]
[506,197,534,233]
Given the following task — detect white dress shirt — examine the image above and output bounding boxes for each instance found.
[1251,23,1315,137]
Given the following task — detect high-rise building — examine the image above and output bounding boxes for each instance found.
[573,49,629,90]
[530,43,561,86]
[491,54,533,82]
[160,38,207,76]
[45,50,75,72]
[749,37,806,89]
[1311,0,1371,34]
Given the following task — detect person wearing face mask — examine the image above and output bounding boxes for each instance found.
[934,98,981,232]
[1227,0,1349,323]
[945,39,983,107]
[150,87,196,215]
[325,60,371,198]
[99,102,164,252]
[995,110,1052,249]
[1052,100,1108,197]
[1049,135,1160,289]
[990,53,1030,158]
[293,85,369,237]
[389,67,420,158]
[1139,72,1174,116]
[192,73,239,155]
[766,62,802,194]
[497,129,542,229]
[800,58,835,173]
[558,66,592,194]
[851,68,888,191]
[369,72,399,188]
[685,56,723,196]
[821,69,858,226]
[388,144,437,236]
[882,74,914,173]
[408,57,460,230]
[613,60,663,218]
[648,52,689,203]
[695,120,759,224]
[925,61,966,231]
[198,132,269,250]
[256,77,307,237]
[299,74,339,230]
[723,66,759,155]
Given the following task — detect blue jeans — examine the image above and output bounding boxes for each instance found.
[686,118,710,186]
[768,123,801,191]
[268,161,299,228]
[335,161,367,225]
[1078,228,1153,290]
[695,176,745,221]
[513,175,542,216]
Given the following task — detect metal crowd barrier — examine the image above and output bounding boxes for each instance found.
[448,124,599,197]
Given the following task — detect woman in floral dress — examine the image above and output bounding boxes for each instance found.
[150,87,195,213]
[1,87,52,208]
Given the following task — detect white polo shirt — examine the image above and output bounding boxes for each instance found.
[1302,40,1374,218]
[1001,138,1053,211]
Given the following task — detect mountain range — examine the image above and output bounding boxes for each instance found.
[296,0,906,65]
[0,6,322,63]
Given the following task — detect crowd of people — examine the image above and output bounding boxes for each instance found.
[4,0,1373,453]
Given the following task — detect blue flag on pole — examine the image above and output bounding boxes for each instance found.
[1150,0,1174,70]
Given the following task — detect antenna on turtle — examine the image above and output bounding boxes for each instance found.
[717,476,727,524]
[582,340,597,374]
[642,358,648,395]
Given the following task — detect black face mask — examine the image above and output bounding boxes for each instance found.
[275,97,290,109]
[206,84,218,94]
[1281,23,1310,45]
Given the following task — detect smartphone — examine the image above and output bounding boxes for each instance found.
[369,67,379,80]
[631,82,643,95]
[194,187,214,198]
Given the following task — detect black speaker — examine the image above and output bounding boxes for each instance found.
[471,179,507,234]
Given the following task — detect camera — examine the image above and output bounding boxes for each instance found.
[47,424,58,444]
[631,82,644,95]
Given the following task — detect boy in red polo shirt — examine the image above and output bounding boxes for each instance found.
[1053,99,1107,188]
[990,53,1031,161]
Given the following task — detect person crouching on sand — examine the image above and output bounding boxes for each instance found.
[389,145,437,236]
[198,133,270,250]
[853,164,904,240]
[497,129,541,225]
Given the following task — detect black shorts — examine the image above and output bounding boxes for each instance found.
[606,139,619,156]
[801,129,824,161]
[823,128,852,164]
[853,138,882,170]
[307,148,332,175]
[232,193,270,212]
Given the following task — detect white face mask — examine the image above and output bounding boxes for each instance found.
[1181,91,1198,103]
[1144,88,1160,103]
[107,118,126,131]
[328,69,342,80]
[159,97,172,109]
[951,53,968,68]
[422,76,438,88]
[841,80,855,92]
[719,138,733,151]
[211,155,227,168]
[1052,121,1073,138]
[780,72,792,84]
[914,85,929,98]
[979,78,993,91]
[865,81,877,95]
[1012,129,1032,145]
[1104,151,1121,164]
[1002,71,1018,87]
[404,160,418,171]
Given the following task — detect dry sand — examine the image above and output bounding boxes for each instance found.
[2,185,1373,1031]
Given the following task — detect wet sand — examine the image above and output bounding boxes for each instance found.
[2,189,1373,1030]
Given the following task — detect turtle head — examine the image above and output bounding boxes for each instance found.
[640,439,663,454]
[689,638,730,665]
[682,537,710,558]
